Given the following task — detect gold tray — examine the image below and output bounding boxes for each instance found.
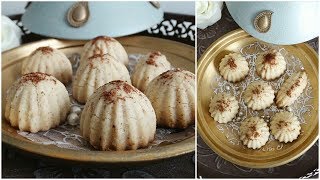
[2,36,195,163]
[197,29,318,168]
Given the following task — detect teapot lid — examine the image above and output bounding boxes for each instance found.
[22,2,163,39]
[226,2,319,45]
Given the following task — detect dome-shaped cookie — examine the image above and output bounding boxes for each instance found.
[256,49,286,80]
[270,111,301,143]
[5,72,70,133]
[80,80,156,151]
[145,69,195,129]
[239,117,270,149]
[73,53,131,103]
[21,46,72,84]
[131,51,171,92]
[243,81,275,110]
[81,36,128,66]
[209,93,239,123]
[219,53,249,83]
[276,71,307,108]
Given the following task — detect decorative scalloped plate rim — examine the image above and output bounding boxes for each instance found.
[197,29,318,168]
[2,36,195,163]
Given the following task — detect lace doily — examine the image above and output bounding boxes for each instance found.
[17,53,194,151]
[211,41,314,151]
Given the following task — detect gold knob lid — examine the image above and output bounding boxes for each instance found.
[254,10,273,33]
[67,2,90,28]
[150,1,160,9]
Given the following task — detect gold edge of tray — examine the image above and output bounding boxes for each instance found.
[197,29,319,168]
[2,131,195,163]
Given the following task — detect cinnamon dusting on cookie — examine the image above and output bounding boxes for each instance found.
[286,79,301,97]
[263,53,277,65]
[146,51,162,67]
[246,125,260,139]
[21,72,56,84]
[31,46,53,56]
[91,36,115,45]
[226,58,237,69]
[102,81,138,102]
[215,99,230,112]
[252,87,262,95]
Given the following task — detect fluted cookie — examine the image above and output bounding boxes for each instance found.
[256,49,286,80]
[21,46,72,84]
[219,53,249,83]
[209,93,239,123]
[5,72,70,133]
[80,80,156,151]
[239,117,270,149]
[243,81,275,110]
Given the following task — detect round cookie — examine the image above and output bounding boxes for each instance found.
[243,81,275,110]
[270,111,301,143]
[209,93,239,123]
[219,52,249,83]
[256,49,286,80]
[239,117,270,149]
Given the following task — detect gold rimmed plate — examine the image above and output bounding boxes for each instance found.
[2,36,195,163]
[197,29,318,168]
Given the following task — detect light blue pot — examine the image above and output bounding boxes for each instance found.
[22,2,163,40]
[226,1,320,45]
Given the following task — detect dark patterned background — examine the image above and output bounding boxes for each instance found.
[197,5,319,179]
[2,12,195,178]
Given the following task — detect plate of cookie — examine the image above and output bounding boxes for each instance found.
[197,29,318,168]
[2,36,195,163]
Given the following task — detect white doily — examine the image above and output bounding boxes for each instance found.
[17,53,195,151]
[211,42,314,151]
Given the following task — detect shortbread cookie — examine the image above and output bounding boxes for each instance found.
[131,51,171,92]
[219,53,249,83]
[21,46,72,84]
[5,72,70,133]
[73,53,131,103]
[80,80,156,151]
[270,111,301,143]
[243,81,275,110]
[276,71,308,108]
[256,49,286,80]
[145,69,195,129]
[239,117,270,149]
[209,93,239,123]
